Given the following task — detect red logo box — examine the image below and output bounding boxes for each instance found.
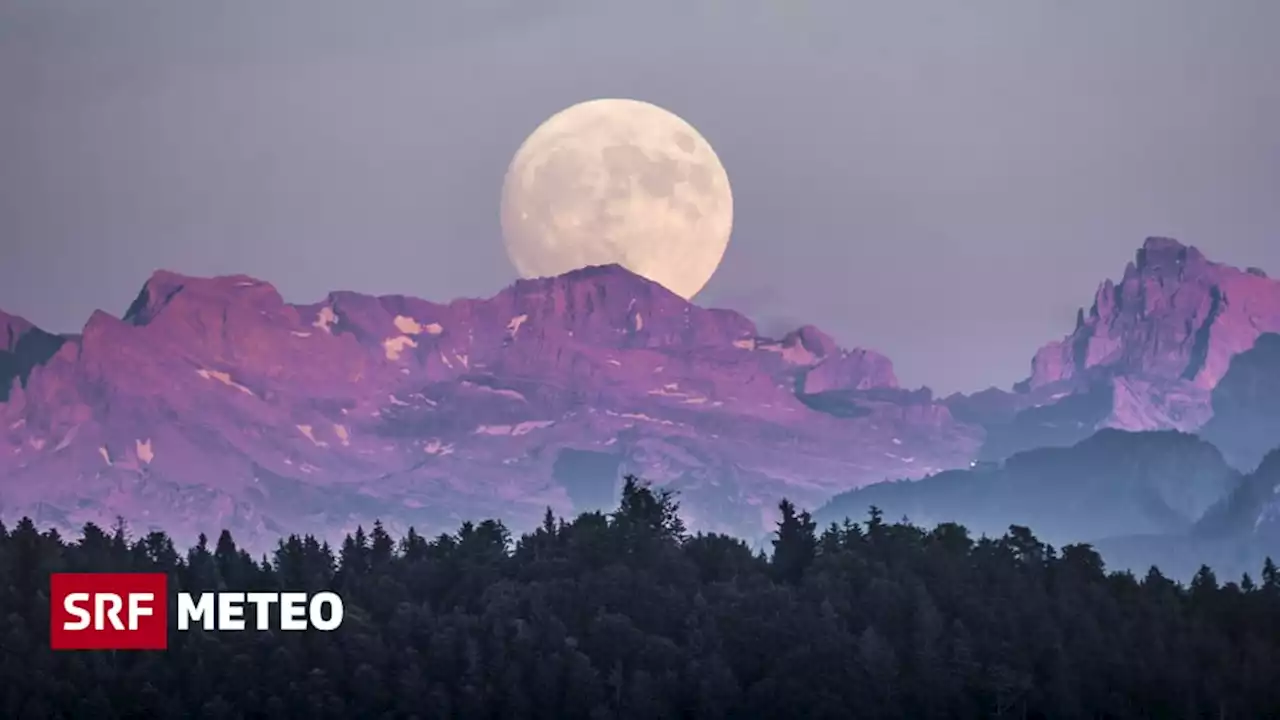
[49,573,169,650]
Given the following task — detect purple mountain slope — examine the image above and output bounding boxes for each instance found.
[1,237,1275,549]
[0,265,977,548]
[952,237,1280,461]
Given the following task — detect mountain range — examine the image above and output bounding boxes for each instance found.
[814,429,1280,580]
[1,236,1278,553]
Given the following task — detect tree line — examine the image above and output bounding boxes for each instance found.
[3,476,1280,719]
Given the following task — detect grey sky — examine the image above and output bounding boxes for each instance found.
[1,0,1276,394]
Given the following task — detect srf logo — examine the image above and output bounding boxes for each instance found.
[50,573,168,650]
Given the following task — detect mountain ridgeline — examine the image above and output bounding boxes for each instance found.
[816,429,1280,581]
[817,430,1236,544]
[4,479,1280,718]
[1199,332,1280,472]
[0,236,1277,558]
[948,239,1280,463]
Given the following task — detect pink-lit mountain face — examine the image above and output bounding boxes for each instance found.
[1028,238,1280,425]
[954,238,1280,460]
[1,237,1275,550]
[0,266,977,549]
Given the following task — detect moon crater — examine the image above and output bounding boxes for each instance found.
[500,98,734,300]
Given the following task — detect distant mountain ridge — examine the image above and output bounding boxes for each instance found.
[0,312,66,403]
[813,429,1242,549]
[947,237,1280,461]
[1199,333,1280,471]
[814,428,1280,581]
[0,236,1276,551]
[1027,238,1278,393]
[0,265,976,549]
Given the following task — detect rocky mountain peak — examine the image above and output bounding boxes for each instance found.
[968,239,1280,463]
[122,270,289,327]
[1027,237,1280,394]
[0,264,971,549]
[0,310,67,403]
[1133,236,1207,273]
[2,238,1272,548]
[1,311,35,347]
[486,264,759,350]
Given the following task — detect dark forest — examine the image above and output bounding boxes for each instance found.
[4,477,1280,719]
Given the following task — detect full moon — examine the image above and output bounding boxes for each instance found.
[500,98,734,300]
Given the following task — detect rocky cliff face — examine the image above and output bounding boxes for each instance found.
[0,266,978,549]
[0,311,66,403]
[957,237,1280,461]
[1027,237,1280,416]
[3,238,1273,548]
[1198,333,1280,472]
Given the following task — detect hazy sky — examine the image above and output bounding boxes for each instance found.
[1,0,1276,393]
